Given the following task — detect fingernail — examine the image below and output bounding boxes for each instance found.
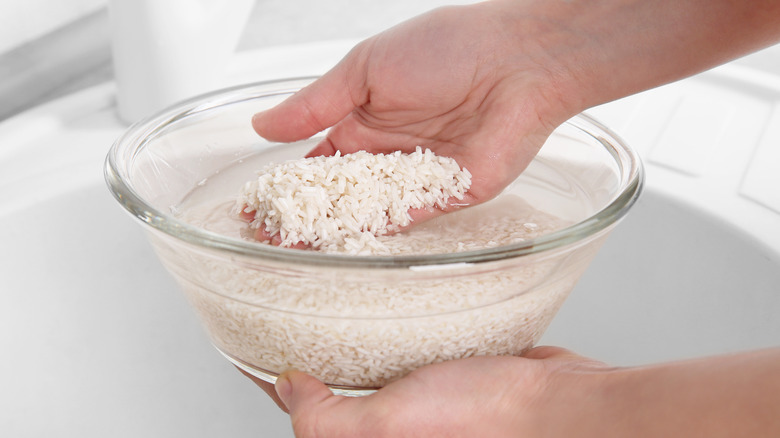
[275,372,292,409]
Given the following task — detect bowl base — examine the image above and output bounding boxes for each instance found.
[215,347,378,397]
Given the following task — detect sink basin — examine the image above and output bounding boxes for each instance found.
[541,189,780,365]
[1,41,778,436]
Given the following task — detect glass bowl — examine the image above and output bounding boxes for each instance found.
[105,77,643,396]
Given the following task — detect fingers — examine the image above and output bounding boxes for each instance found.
[252,45,371,143]
[255,227,310,249]
[403,192,478,227]
[236,367,342,422]
[236,367,290,412]
[303,113,428,160]
[239,366,347,435]
[239,190,479,250]
[239,207,311,248]
[276,371,363,437]
[275,370,335,412]
[237,208,255,222]
[304,137,339,158]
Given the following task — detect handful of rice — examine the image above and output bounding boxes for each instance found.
[235,146,472,254]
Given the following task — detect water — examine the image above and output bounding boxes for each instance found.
[175,141,596,255]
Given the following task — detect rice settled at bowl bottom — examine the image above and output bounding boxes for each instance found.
[162,147,602,389]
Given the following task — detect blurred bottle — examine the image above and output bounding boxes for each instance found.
[109,0,254,123]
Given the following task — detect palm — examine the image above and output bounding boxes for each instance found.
[243,347,607,438]
[252,6,563,209]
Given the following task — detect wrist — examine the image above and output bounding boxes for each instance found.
[488,0,780,116]
[471,0,599,126]
[512,355,620,438]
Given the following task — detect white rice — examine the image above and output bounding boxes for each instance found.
[235,146,472,254]
[160,148,605,389]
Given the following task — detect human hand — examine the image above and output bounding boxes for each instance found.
[246,0,780,245]
[242,346,610,438]
[242,346,780,437]
[249,1,579,230]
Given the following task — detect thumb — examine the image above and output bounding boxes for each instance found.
[252,46,370,143]
[275,370,336,414]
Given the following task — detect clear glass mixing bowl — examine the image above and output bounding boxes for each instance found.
[105,77,643,395]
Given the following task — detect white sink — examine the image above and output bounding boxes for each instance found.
[1,41,778,436]
[543,57,780,364]
[542,189,780,365]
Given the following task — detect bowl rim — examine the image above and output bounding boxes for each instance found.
[104,77,644,269]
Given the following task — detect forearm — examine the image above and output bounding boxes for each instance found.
[483,0,780,119]
[541,348,780,437]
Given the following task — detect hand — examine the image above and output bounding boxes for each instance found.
[246,0,780,241]
[242,346,610,438]
[250,2,578,226]
[242,346,780,438]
